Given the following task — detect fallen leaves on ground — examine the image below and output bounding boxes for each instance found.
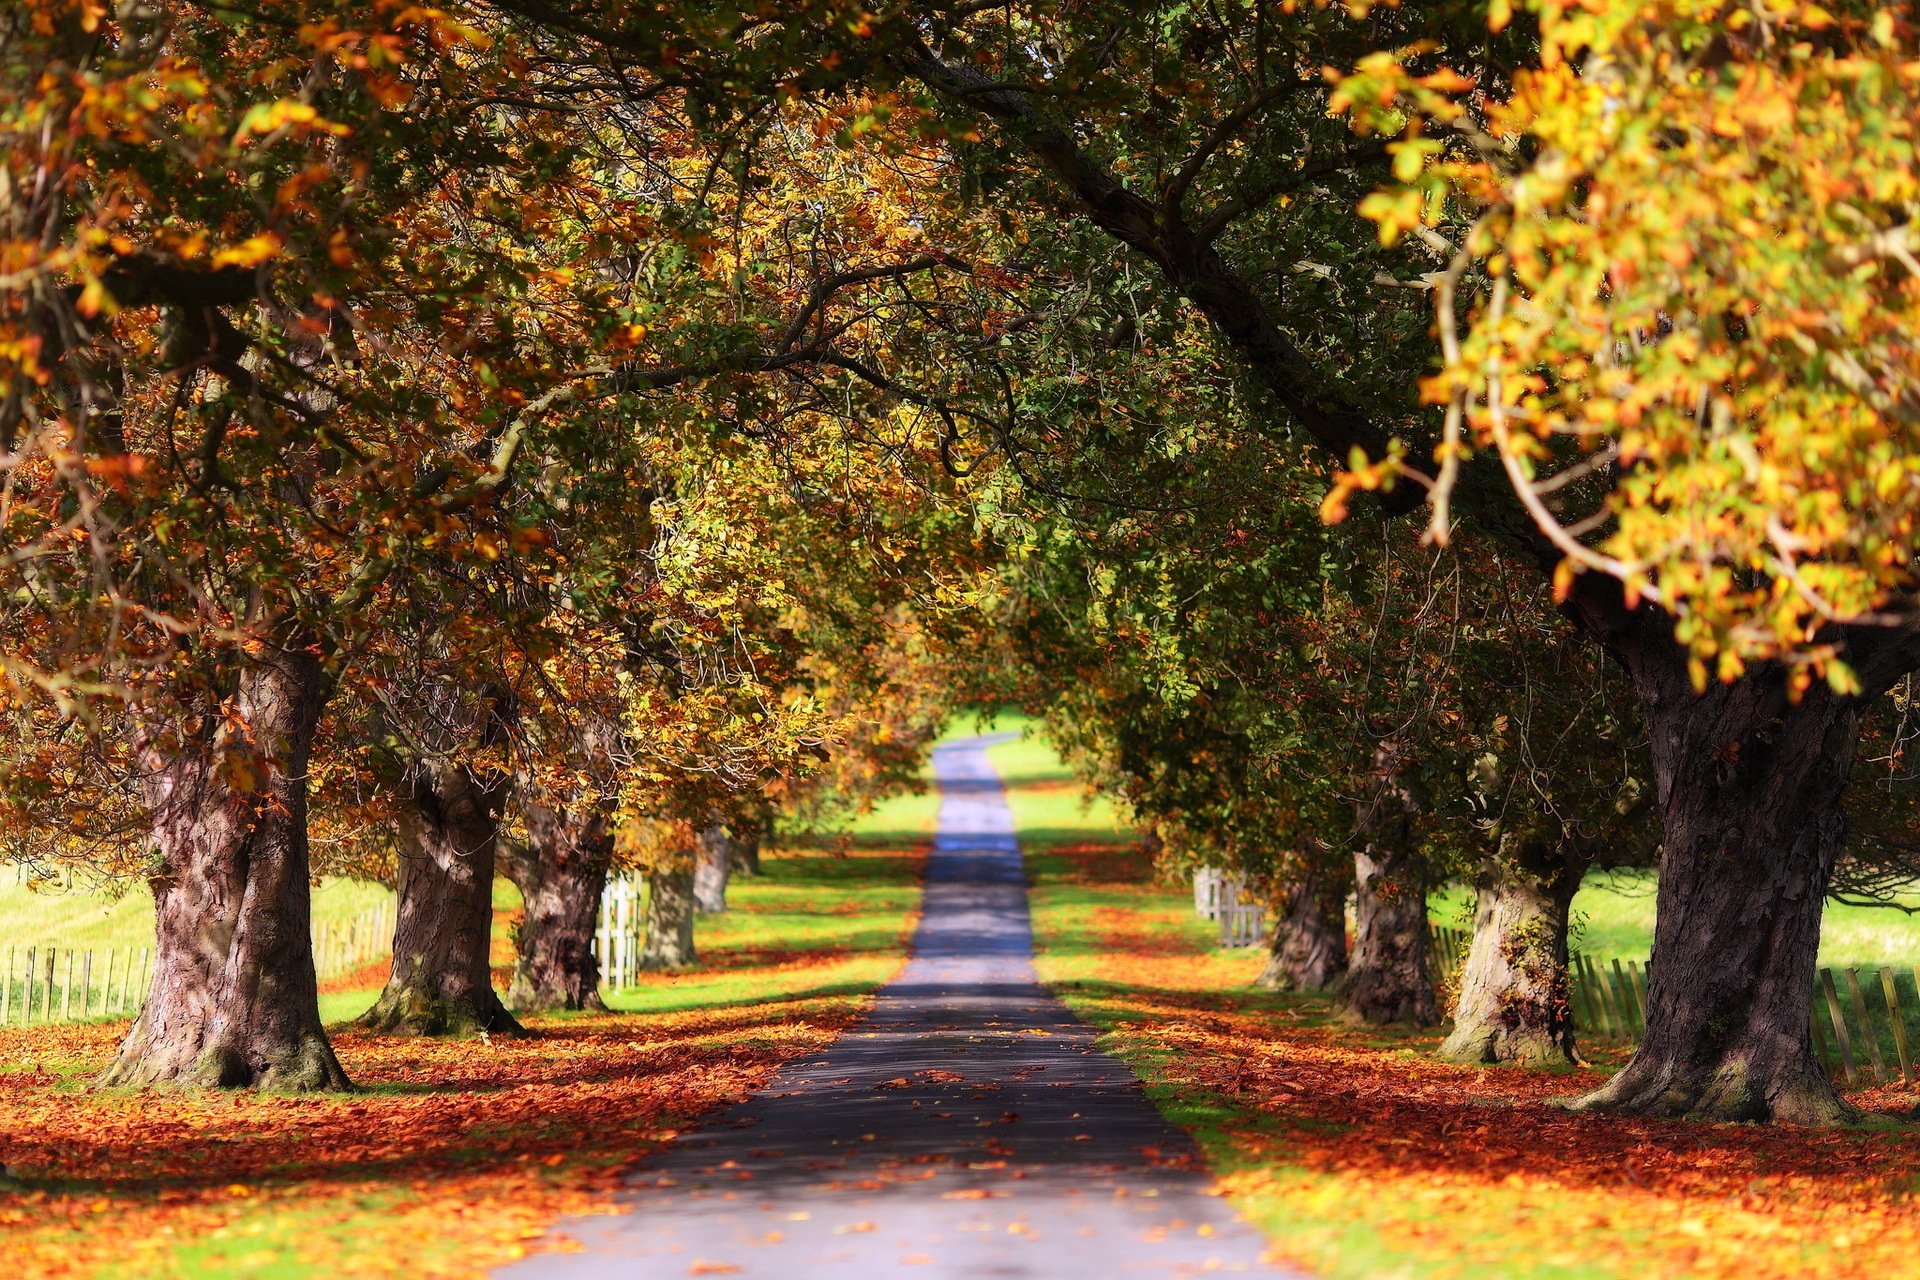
[0,850,925,1280]
[1029,840,1920,1280]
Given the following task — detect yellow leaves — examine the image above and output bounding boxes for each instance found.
[233,99,349,143]
[212,234,284,269]
[1552,559,1577,604]
[1488,0,1514,31]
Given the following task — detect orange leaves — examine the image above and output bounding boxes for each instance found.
[0,983,878,1278]
[1040,843,1920,1280]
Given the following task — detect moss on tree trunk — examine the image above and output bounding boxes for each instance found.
[1255,859,1349,992]
[500,797,612,1014]
[1574,649,1864,1123]
[642,867,697,970]
[1440,846,1584,1066]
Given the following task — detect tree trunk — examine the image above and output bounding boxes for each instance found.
[499,798,612,1013]
[101,642,350,1091]
[1440,844,1584,1066]
[641,868,697,970]
[1573,648,1866,1123]
[693,823,732,914]
[1255,859,1349,992]
[1335,773,1436,1025]
[731,810,765,877]
[358,761,522,1036]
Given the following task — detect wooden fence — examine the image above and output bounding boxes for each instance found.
[1427,925,1920,1087]
[597,873,645,991]
[0,944,150,1025]
[312,900,394,982]
[0,898,394,1028]
[1193,868,1268,948]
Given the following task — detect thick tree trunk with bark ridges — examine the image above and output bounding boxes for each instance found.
[1441,845,1584,1066]
[1336,766,1436,1026]
[1575,648,1867,1124]
[1256,859,1349,992]
[359,761,522,1037]
[102,643,349,1091]
[642,868,697,970]
[500,798,612,1014]
[1338,839,1436,1025]
[693,823,732,914]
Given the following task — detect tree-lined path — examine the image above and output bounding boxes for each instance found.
[499,733,1285,1277]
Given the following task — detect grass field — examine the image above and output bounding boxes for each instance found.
[4,770,946,1029]
[0,873,395,956]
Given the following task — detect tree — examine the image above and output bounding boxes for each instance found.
[1341,0,1920,1119]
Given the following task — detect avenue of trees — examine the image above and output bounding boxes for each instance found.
[4,0,1920,1128]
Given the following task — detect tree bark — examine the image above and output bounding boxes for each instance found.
[101,642,350,1091]
[358,761,522,1036]
[693,823,732,914]
[641,867,697,970]
[1255,858,1349,992]
[500,797,613,1013]
[1335,765,1436,1026]
[731,807,766,877]
[1440,844,1584,1066]
[1573,645,1868,1123]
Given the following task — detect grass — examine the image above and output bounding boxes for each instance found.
[998,719,1920,1280]
[0,873,394,955]
[3,770,942,1029]
[1432,868,1920,970]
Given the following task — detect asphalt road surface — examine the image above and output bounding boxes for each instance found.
[497,732,1289,1278]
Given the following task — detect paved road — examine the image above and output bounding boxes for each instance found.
[499,733,1287,1278]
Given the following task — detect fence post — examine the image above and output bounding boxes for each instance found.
[1843,968,1888,1082]
[80,950,93,1019]
[1626,961,1650,1032]
[22,948,35,1025]
[1580,956,1614,1038]
[43,946,55,1023]
[61,949,73,1022]
[618,876,634,988]
[1611,959,1642,1036]
[1880,967,1913,1084]
[1819,968,1857,1086]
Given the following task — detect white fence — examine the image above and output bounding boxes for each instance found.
[1,945,148,1025]
[0,898,395,1028]
[596,873,645,991]
[1193,867,1267,948]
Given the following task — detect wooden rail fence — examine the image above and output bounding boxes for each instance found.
[1428,925,1920,1086]
[1,899,394,1027]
